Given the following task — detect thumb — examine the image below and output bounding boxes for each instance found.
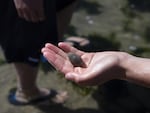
[65,73,80,82]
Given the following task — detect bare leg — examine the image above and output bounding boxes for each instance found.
[57,1,78,39]
[14,63,49,102]
[14,63,38,90]
[12,1,78,103]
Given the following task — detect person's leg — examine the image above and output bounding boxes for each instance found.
[14,63,50,102]
[9,1,79,104]
[57,0,79,39]
[14,63,38,90]
[12,62,53,104]
[57,1,91,50]
[12,62,68,104]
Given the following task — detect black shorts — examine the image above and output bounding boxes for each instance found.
[0,0,76,66]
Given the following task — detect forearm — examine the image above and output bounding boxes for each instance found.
[120,53,150,87]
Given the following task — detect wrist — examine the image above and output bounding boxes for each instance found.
[116,52,132,80]
[115,52,150,87]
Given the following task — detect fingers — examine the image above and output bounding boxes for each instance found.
[41,47,66,72]
[44,43,68,59]
[13,0,46,22]
[36,7,45,21]
[19,9,38,22]
[41,43,74,73]
[41,43,67,64]
[20,9,45,22]
[16,6,45,22]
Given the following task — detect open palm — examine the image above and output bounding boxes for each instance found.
[42,42,122,86]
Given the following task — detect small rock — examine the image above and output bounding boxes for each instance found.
[68,52,85,67]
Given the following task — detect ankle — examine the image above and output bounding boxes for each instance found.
[16,87,50,99]
[16,87,40,98]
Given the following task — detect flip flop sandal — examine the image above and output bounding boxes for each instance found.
[7,88,65,106]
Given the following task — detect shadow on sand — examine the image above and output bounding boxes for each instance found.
[35,104,104,113]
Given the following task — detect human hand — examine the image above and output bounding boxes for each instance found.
[42,42,125,86]
[13,0,45,22]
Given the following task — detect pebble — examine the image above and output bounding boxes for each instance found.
[68,52,85,67]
